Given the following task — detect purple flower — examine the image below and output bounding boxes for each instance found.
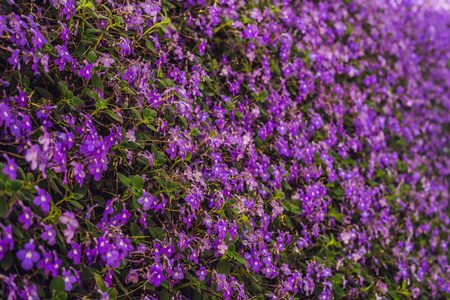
[37,250,55,275]
[60,23,70,46]
[138,190,155,210]
[198,40,207,55]
[41,224,57,246]
[166,143,177,160]
[19,283,39,300]
[62,268,77,291]
[148,263,166,287]
[196,266,207,281]
[18,206,34,230]
[118,37,131,58]
[60,212,79,244]
[68,242,82,265]
[70,161,86,187]
[31,29,47,49]
[2,154,17,181]
[17,239,40,270]
[79,62,94,80]
[7,49,20,70]
[33,187,51,213]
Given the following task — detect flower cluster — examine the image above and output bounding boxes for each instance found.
[0,0,449,299]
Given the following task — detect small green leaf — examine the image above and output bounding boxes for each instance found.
[87,51,97,64]
[57,81,68,97]
[118,173,132,187]
[259,90,269,99]
[159,290,170,300]
[35,87,54,100]
[103,110,122,122]
[50,276,65,295]
[0,251,12,271]
[0,197,8,218]
[218,259,230,276]
[133,175,144,190]
[94,272,107,292]
[130,222,141,236]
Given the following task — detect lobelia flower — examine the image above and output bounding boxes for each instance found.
[2,154,17,181]
[17,239,40,270]
[33,187,51,213]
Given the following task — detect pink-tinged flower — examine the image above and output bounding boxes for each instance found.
[101,53,115,68]
[2,154,17,181]
[33,187,51,213]
[60,212,79,244]
[17,239,40,270]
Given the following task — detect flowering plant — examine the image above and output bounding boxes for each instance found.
[0,0,449,299]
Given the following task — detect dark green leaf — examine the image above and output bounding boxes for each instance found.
[50,276,65,295]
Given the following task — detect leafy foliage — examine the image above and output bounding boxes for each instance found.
[0,0,449,299]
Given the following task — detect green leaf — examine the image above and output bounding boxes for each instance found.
[130,108,142,120]
[50,276,65,295]
[107,288,117,300]
[0,251,12,271]
[35,87,54,100]
[87,51,97,64]
[190,128,201,136]
[118,173,132,187]
[103,110,122,122]
[69,200,84,209]
[259,90,269,99]
[55,292,68,300]
[0,196,8,218]
[179,116,188,129]
[92,74,104,91]
[57,81,68,97]
[145,39,156,52]
[231,252,247,265]
[94,272,107,292]
[130,222,141,236]
[218,259,230,276]
[159,290,170,300]
[133,175,144,190]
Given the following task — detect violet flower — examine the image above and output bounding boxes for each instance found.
[17,239,40,270]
